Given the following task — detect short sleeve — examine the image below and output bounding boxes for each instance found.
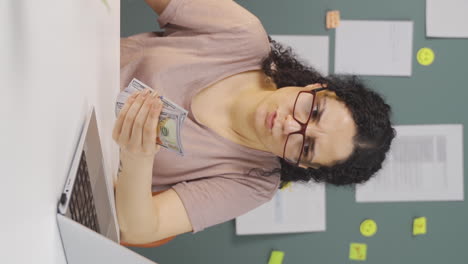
[171,175,280,233]
[157,0,261,33]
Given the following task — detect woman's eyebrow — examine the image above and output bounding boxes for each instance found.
[307,137,315,164]
[316,97,327,124]
[305,97,327,164]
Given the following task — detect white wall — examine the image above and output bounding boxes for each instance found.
[0,1,120,263]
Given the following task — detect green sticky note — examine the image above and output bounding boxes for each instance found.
[349,243,367,261]
[413,217,427,235]
[268,250,285,264]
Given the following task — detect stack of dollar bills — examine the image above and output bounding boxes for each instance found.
[115,78,188,156]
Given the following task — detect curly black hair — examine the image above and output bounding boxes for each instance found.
[250,36,396,188]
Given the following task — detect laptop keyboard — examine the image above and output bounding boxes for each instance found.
[68,151,100,233]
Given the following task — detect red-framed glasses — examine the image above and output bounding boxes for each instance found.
[282,87,327,166]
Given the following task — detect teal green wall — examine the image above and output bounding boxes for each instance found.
[121,0,468,263]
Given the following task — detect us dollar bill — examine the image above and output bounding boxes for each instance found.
[157,111,184,155]
[115,78,188,156]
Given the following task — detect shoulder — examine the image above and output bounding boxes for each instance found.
[245,169,281,199]
[228,19,271,60]
[169,172,280,232]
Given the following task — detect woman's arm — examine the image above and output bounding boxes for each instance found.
[116,152,194,244]
[112,89,161,243]
[113,89,192,243]
[115,153,159,243]
[145,0,171,16]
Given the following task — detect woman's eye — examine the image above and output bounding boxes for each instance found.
[303,142,309,156]
[311,108,319,119]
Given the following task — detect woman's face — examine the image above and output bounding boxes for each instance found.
[254,84,357,168]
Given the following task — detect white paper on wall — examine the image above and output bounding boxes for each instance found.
[271,35,329,76]
[236,181,326,235]
[335,20,414,76]
[356,124,464,202]
[426,0,468,38]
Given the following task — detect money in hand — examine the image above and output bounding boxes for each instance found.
[115,78,188,156]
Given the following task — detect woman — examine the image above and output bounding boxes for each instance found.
[114,0,395,244]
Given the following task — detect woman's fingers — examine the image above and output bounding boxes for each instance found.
[119,89,150,148]
[112,88,163,157]
[143,93,163,152]
[129,90,156,149]
[112,91,140,143]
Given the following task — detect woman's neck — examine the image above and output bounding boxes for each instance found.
[223,71,277,152]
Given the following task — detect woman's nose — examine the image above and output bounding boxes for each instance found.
[283,115,302,135]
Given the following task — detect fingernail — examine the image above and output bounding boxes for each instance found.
[142,90,150,98]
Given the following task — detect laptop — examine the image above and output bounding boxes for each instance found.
[57,107,157,264]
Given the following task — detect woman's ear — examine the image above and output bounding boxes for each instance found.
[305,83,327,90]
[298,163,320,169]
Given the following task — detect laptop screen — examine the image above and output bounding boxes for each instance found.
[58,108,119,243]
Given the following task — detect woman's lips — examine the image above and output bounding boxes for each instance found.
[266,111,277,130]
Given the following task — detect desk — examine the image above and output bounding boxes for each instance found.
[1,1,120,263]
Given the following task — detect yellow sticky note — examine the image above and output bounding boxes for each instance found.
[413,217,427,235]
[280,181,293,191]
[349,243,367,261]
[326,10,341,29]
[417,47,435,66]
[268,251,285,264]
[360,219,377,237]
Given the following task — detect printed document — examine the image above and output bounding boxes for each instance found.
[335,20,413,76]
[356,124,464,202]
[236,182,325,235]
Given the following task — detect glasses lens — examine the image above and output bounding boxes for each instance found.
[293,93,314,123]
[284,134,305,164]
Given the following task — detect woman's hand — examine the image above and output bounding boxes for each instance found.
[112,88,163,159]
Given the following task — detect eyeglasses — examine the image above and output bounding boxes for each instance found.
[282,87,327,166]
